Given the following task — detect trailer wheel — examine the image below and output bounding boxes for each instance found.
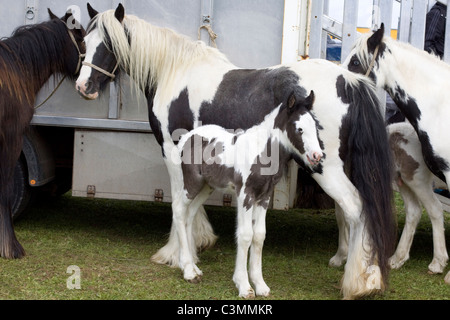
[12,156,35,220]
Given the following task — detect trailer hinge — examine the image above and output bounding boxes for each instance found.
[87,185,96,198]
[223,194,232,207]
[155,189,164,202]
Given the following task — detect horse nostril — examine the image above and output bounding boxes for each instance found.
[85,80,93,93]
[313,152,322,162]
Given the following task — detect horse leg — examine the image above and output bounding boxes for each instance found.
[233,196,255,298]
[184,185,214,279]
[151,154,217,267]
[313,167,381,299]
[445,271,450,285]
[192,205,218,252]
[418,189,448,274]
[329,203,349,267]
[389,182,422,270]
[170,189,201,282]
[249,205,270,297]
[0,133,25,259]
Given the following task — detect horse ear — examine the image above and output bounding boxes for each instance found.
[305,90,315,111]
[115,3,125,23]
[87,3,99,19]
[287,92,296,110]
[368,23,384,53]
[48,8,59,20]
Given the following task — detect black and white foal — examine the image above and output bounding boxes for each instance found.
[173,91,322,298]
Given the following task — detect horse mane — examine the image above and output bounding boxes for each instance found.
[0,18,75,105]
[354,32,450,75]
[93,10,232,100]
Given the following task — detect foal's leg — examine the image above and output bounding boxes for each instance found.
[329,203,349,267]
[233,196,255,298]
[249,205,270,297]
[389,182,422,270]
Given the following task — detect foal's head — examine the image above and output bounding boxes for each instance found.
[76,3,124,99]
[276,90,323,167]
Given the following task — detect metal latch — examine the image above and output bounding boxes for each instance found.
[87,185,96,198]
[155,189,164,202]
[223,194,232,207]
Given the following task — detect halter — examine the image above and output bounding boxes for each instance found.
[34,22,86,110]
[65,23,86,75]
[365,45,380,77]
[82,60,119,81]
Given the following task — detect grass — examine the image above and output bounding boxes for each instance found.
[0,192,449,300]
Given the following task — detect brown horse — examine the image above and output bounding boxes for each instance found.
[0,9,85,259]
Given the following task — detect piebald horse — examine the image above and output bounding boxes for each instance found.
[388,122,448,275]
[176,90,322,297]
[343,24,449,282]
[76,4,396,299]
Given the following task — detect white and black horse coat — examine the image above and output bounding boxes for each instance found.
[76,5,396,299]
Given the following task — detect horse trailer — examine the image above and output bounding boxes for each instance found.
[1,0,448,217]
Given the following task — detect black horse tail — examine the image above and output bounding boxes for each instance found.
[338,74,396,288]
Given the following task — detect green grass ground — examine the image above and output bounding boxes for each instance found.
[0,192,449,300]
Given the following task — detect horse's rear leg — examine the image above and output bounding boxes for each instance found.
[313,168,381,299]
[329,203,349,267]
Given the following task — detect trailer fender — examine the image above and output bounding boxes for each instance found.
[22,129,55,187]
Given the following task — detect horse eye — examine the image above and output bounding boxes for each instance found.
[353,59,360,66]
[297,128,303,134]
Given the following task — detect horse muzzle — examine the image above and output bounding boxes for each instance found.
[307,152,323,166]
[76,79,99,100]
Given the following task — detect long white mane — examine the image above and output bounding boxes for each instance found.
[92,10,231,97]
[353,32,450,82]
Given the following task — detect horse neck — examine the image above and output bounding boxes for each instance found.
[379,40,450,100]
[118,15,234,104]
[239,105,291,160]
[3,22,72,94]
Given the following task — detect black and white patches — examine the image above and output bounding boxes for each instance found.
[198,67,307,130]
[389,84,449,182]
[168,88,195,143]
[243,141,291,210]
[178,91,323,210]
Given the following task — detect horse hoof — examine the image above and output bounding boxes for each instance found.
[328,255,346,268]
[239,288,255,299]
[444,272,450,285]
[187,275,202,284]
[428,259,446,274]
